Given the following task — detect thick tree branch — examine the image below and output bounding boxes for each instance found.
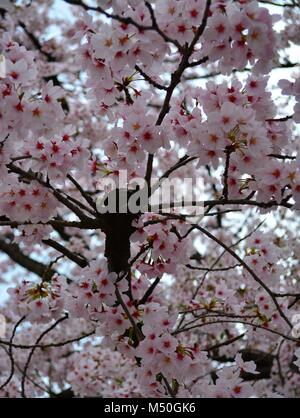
[0,237,56,280]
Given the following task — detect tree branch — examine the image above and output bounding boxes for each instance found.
[191,225,293,329]
[42,239,89,268]
[0,237,56,280]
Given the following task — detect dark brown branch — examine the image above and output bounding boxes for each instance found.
[135,65,167,90]
[0,219,102,230]
[268,154,296,160]
[144,0,211,186]
[138,277,161,305]
[222,146,233,200]
[63,0,153,30]
[0,331,94,350]
[67,174,97,211]
[266,115,293,122]
[174,318,298,342]
[258,0,298,7]
[187,56,209,68]
[42,239,89,268]
[205,332,246,352]
[0,237,56,280]
[159,156,197,182]
[144,2,183,52]
[115,286,144,342]
[18,21,56,62]
[186,263,241,272]
[161,374,176,398]
[204,198,293,210]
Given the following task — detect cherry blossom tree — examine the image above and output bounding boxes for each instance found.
[0,0,300,398]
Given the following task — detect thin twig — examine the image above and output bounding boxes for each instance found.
[21,315,68,398]
[0,316,26,391]
[192,225,292,329]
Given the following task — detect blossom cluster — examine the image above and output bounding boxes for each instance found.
[165,76,299,207]
[67,343,140,398]
[0,178,60,223]
[132,213,192,278]
[200,0,278,74]
[0,35,87,183]
[7,275,67,322]
[72,0,278,113]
